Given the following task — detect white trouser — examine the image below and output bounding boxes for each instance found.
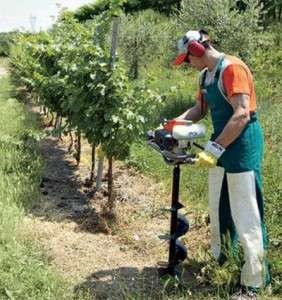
[208,166,265,288]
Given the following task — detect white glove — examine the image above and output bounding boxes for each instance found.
[204,141,225,159]
[195,141,225,168]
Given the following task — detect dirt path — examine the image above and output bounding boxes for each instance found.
[23,130,170,298]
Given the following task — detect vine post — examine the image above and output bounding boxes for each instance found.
[107,16,120,217]
[95,145,104,191]
[74,130,81,166]
[89,144,96,184]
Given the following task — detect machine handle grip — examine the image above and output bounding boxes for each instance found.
[193,142,204,150]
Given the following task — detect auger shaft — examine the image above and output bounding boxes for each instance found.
[167,164,181,274]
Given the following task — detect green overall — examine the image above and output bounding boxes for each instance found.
[201,57,270,289]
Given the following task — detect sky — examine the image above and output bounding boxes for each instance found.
[0,0,94,32]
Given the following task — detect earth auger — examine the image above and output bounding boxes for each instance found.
[147,119,205,277]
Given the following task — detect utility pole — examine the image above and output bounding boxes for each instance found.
[29,15,37,33]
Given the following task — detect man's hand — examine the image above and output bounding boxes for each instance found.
[195,141,225,168]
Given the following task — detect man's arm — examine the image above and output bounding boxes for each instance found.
[176,100,207,122]
[215,93,250,148]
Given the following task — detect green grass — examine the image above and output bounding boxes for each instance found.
[260,101,282,296]
[0,57,9,69]
[0,66,90,300]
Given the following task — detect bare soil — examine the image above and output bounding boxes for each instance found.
[22,115,209,299]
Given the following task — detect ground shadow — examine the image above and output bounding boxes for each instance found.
[31,131,110,234]
[74,266,162,299]
[73,259,217,300]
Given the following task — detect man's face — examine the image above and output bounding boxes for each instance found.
[186,54,205,71]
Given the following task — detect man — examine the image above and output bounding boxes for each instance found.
[174,30,270,300]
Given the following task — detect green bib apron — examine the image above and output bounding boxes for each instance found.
[202,59,263,176]
[201,57,270,288]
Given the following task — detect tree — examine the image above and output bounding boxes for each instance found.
[260,0,282,24]
[118,9,178,78]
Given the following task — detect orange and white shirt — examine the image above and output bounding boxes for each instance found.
[197,54,257,112]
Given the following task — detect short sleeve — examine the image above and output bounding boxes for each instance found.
[222,64,251,100]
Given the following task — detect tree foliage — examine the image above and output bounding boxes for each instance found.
[119,10,178,78]
[178,0,262,61]
[260,0,282,23]
[74,0,181,22]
